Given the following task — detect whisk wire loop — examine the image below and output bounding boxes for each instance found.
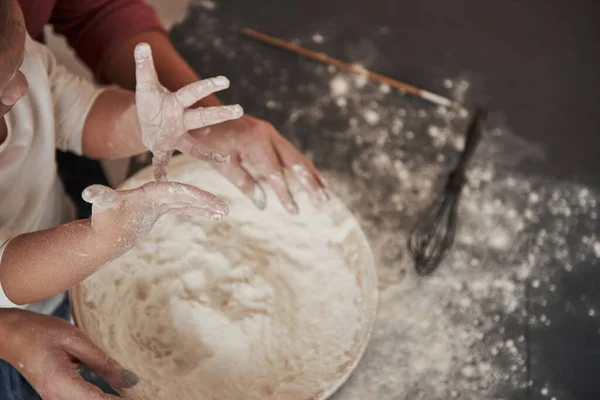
[408,107,488,276]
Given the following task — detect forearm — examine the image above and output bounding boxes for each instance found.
[101,30,222,106]
[82,89,145,159]
[0,307,25,361]
[0,220,133,305]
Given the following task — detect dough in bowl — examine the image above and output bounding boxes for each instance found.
[71,156,378,400]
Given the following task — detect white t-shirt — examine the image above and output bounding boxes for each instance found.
[0,35,104,313]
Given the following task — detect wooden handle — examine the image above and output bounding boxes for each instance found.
[242,28,464,111]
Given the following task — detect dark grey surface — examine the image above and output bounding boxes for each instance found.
[175,0,600,185]
[169,1,600,398]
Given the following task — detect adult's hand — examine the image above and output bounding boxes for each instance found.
[0,309,137,400]
[133,42,243,181]
[189,115,329,214]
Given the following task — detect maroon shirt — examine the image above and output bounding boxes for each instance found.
[18,0,165,78]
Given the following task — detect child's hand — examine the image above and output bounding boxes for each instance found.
[82,181,228,249]
[1,309,137,399]
[134,42,243,181]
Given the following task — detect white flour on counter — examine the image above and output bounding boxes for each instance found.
[75,161,377,400]
[170,20,600,397]
[276,69,599,399]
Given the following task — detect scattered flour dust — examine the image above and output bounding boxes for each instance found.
[191,0,217,10]
[278,67,600,399]
[172,26,600,398]
[75,160,377,400]
[312,33,325,43]
[330,75,350,97]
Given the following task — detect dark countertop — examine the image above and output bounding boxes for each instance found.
[174,0,600,183]
[99,1,598,398]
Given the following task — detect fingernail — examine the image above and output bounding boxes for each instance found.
[214,76,229,87]
[251,186,266,210]
[317,188,329,202]
[121,370,139,387]
[134,43,151,59]
[0,94,17,106]
[287,201,299,214]
[230,104,244,118]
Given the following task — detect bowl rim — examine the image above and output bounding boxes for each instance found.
[70,155,379,400]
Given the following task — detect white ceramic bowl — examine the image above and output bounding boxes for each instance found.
[71,155,377,400]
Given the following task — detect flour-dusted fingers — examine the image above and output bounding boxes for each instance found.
[266,170,297,214]
[175,76,230,108]
[66,334,138,390]
[133,44,240,174]
[82,185,122,211]
[133,43,159,92]
[253,145,297,214]
[176,135,230,164]
[151,150,172,181]
[291,163,328,202]
[274,138,329,203]
[142,181,229,220]
[49,367,122,400]
[213,156,267,210]
[183,105,243,131]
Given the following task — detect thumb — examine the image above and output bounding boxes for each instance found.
[66,334,139,390]
[134,42,159,92]
[82,185,122,212]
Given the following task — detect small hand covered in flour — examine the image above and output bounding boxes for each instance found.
[0,309,137,399]
[134,42,243,181]
[188,115,328,214]
[82,182,228,246]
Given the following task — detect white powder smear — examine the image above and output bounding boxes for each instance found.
[354,73,369,88]
[363,109,380,126]
[191,0,217,10]
[336,97,348,107]
[75,160,377,400]
[379,83,391,94]
[330,75,350,97]
[277,68,599,399]
[452,79,470,102]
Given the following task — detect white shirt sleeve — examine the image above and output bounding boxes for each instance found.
[36,41,105,155]
[0,228,15,267]
[0,228,18,308]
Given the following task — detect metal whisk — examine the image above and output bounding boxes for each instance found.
[408,107,488,276]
